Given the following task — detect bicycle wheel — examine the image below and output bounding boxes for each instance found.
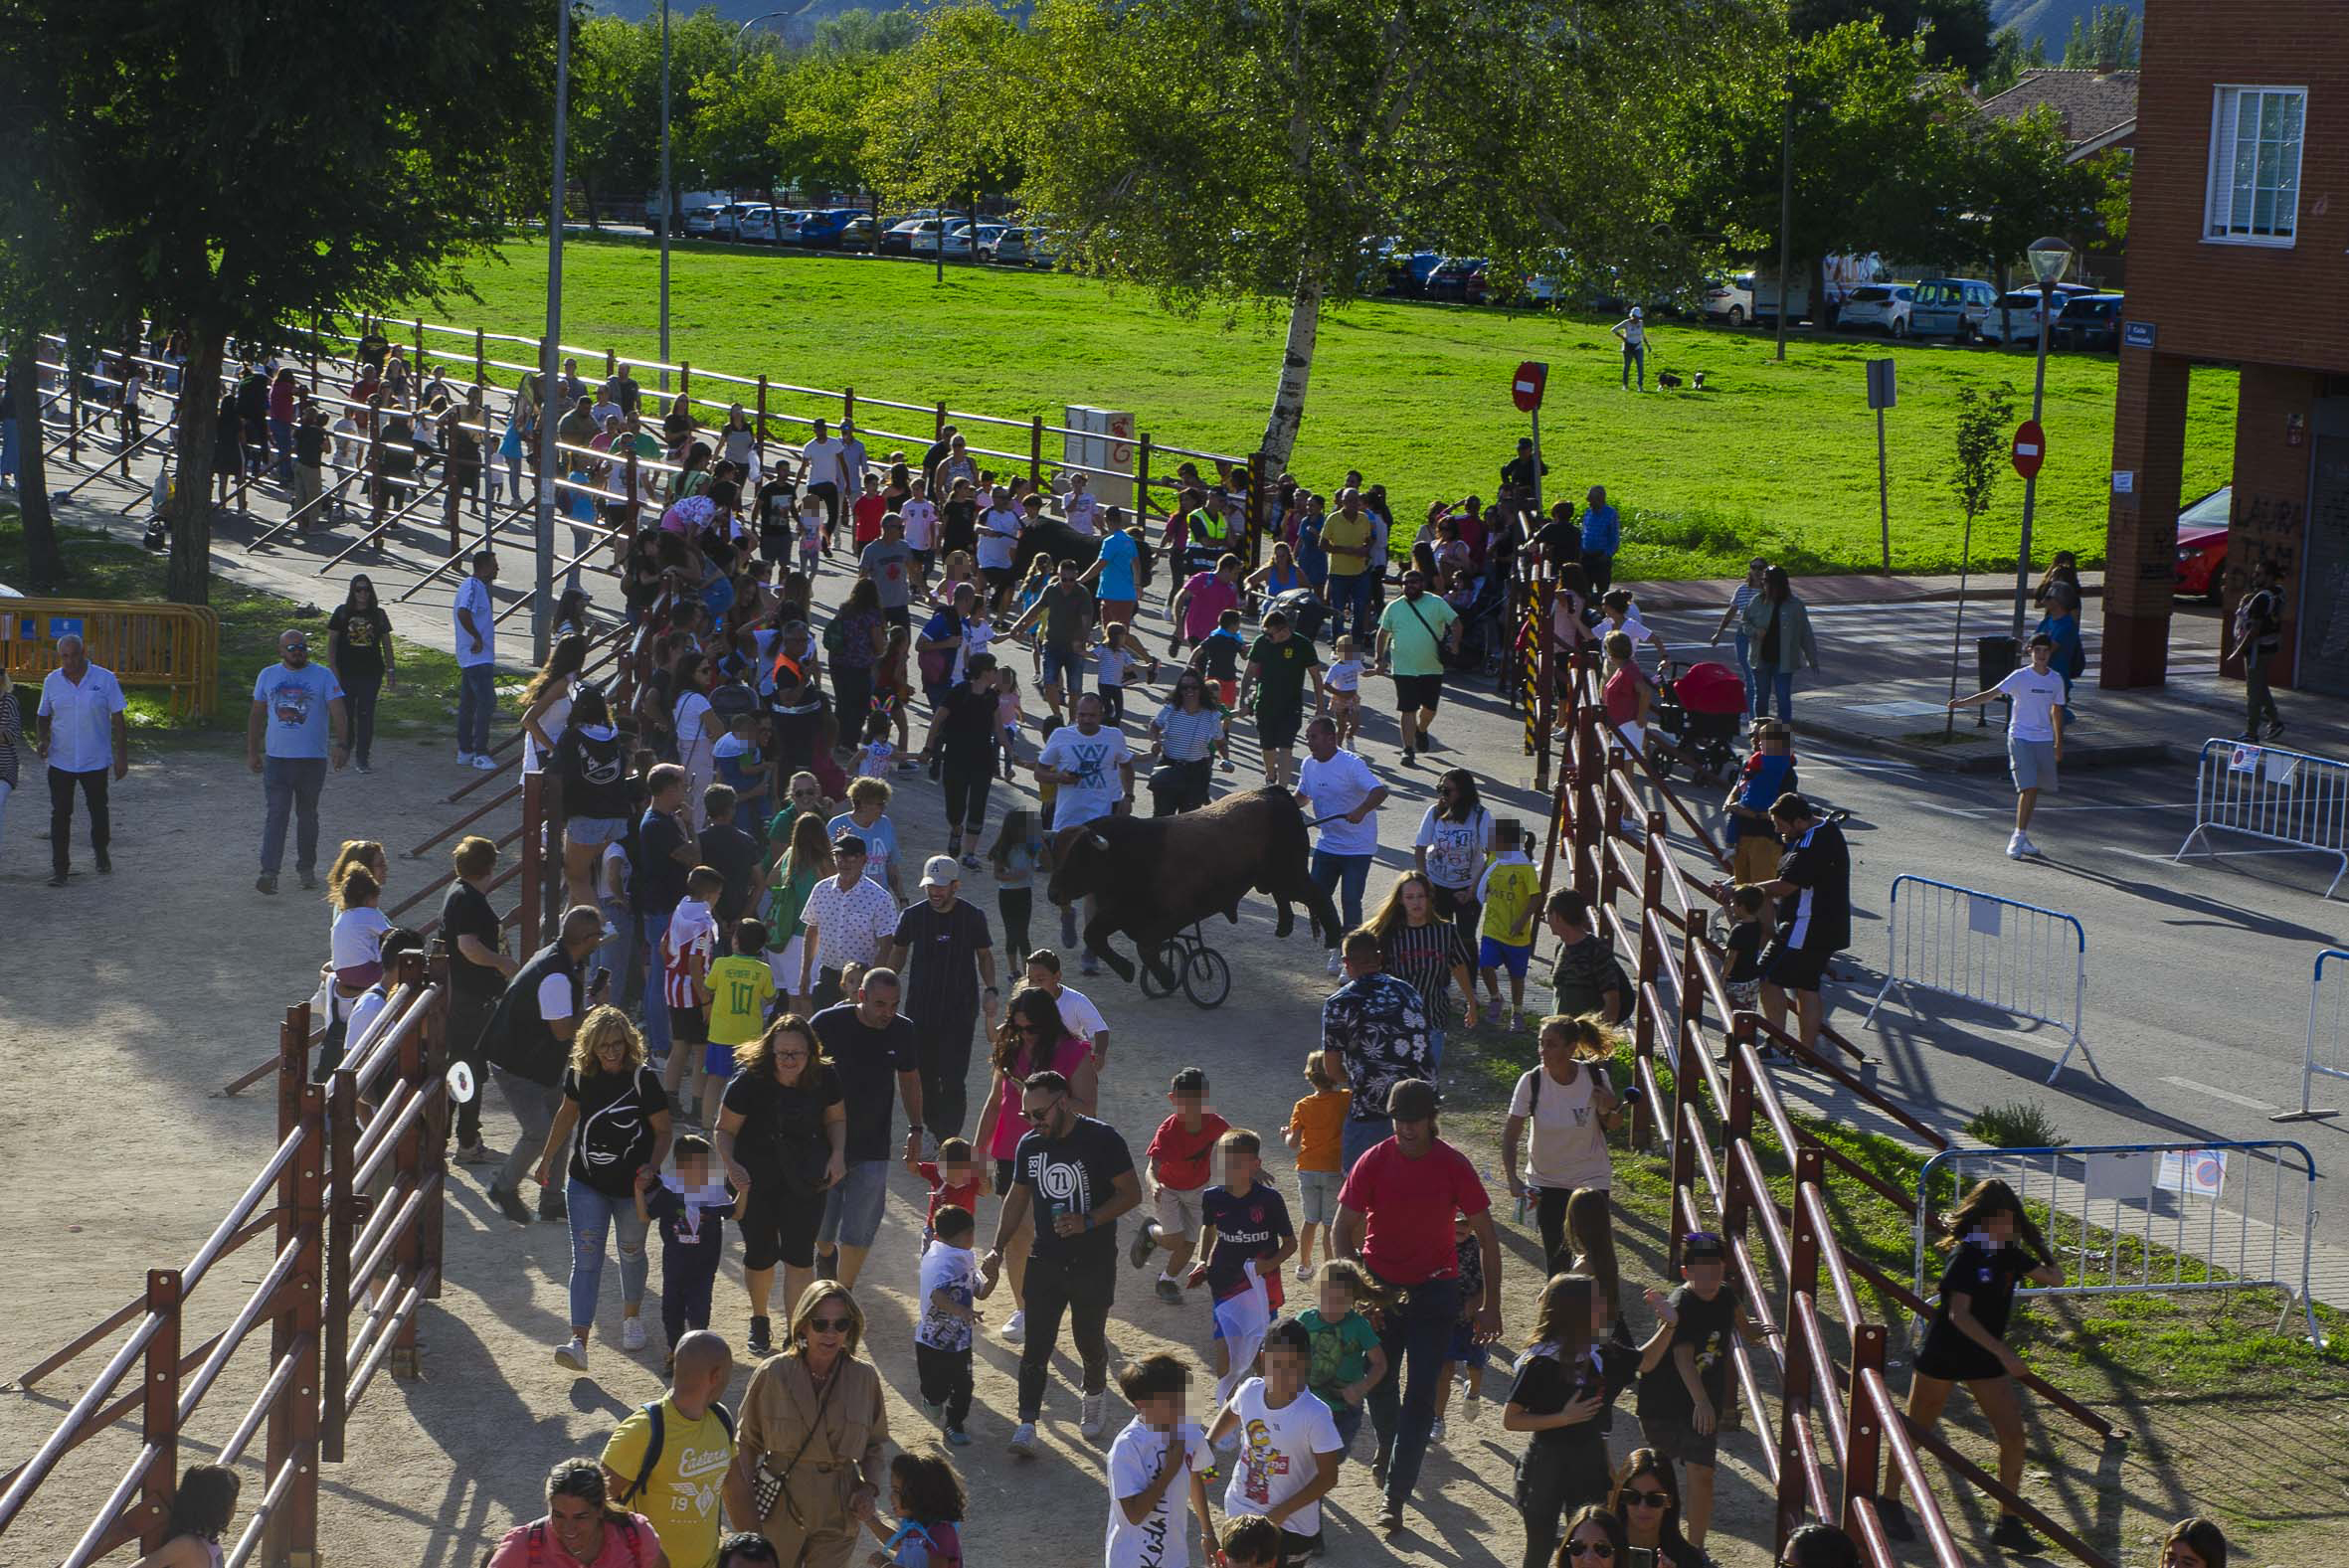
[1182,947,1232,1009]
[1139,940,1185,999]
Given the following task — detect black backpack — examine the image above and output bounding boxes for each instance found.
[613,1398,735,1506]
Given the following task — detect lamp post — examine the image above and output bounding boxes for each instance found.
[1775,86,1794,363]
[657,0,670,392]
[2010,234,2073,640]
[534,0,573,666]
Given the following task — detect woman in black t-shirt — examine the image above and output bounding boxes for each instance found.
[1503,1272,1671,1568]
[533,1006,670,1371]
[716,1013,845,1356]
[1606,1448,1705,1568]
[1877,1179,2062,1553]
[326,575,396,772]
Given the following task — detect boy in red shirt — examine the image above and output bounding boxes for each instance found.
[851,473,888,550]
[912,1134,985,1245]
[1127,1067,1229,1305]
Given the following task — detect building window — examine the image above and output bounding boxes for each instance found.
[2206,86,2305,245]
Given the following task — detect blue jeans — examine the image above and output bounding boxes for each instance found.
[457,664,496,756]
[1327,572,1372,643]
[261,756,327,875]
[1312,849,1373,942]
[597,902,638,1013]
[1765,669,1794,722]
[1731,631,1755,714]
[566,1177,649,1329]
[638,909,673,1061]
[1342,1113,1391,1174]
[1366,1274,1462,1512]
[1427,1026,1446,1074]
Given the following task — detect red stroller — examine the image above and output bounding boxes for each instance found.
[1648,658,1746,784]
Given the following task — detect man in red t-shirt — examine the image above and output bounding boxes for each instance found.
[1336,1078,1503,1536]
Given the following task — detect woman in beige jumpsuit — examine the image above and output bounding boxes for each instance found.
[723,1283,888,1567]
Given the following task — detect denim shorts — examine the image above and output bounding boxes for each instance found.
[1042,643,1088,692]
[1296,1168,1343,1226]
[566,814,631,847]
[819,1158,891,1250]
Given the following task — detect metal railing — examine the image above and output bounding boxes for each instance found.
[1860,875,2093,1085]
[2174,736,2349,898]
[1911,1140,2323,1347]
[0,598,221,718]
[2,957,450,1567]
[2275,948,2349,1124]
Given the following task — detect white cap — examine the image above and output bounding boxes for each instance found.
[1630,305,1644,317]
[920,854,960,888]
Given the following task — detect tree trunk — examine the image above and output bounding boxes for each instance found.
[164,330,227,607]
[1257,267,1323,469]
[582,172,602,231]
[9,341,68,591]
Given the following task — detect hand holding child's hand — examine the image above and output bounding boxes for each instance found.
[633,1167,654,1194]
[1185,1264,1208,1288]
[1644,1286,1675,1323]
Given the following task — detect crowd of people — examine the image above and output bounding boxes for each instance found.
[22,348,2238,1568]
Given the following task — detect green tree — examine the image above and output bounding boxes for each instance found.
[571,15,660,225]
[1978,25,2049,95]
[859,3,1029,222]
[781,51,890,198]
[1954,105,2104,317]
[688,52,790,193]
[2062,3,2141,70]
[1943,379,2018,730]
[907,0,1752,466]
[1790,0,1995,80]
[0,0,549,604]
[813,7,922,58]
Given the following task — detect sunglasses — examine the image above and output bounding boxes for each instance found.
[1623,1488,1671,1508]
[1020,1096,1064,1125]
[1563,1545,1614,1561]
[807,1315,852,1333]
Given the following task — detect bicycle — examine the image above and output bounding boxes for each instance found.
[1135,921,1232,1009]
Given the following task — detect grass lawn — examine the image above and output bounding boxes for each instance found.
[1,508,465,741]
[412,235,2241,579]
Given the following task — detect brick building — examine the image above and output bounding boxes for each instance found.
[2102,3,2349,692]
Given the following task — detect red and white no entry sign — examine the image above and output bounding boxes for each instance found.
[2011,419,2047,479]
[1513,361,1547,414]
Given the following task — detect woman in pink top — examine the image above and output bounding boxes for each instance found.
[970,986,1100,1338]
[1601,629,1652,762]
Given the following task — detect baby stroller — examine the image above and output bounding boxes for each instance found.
[1647,658,1745,784]
[1266,585,1329,642]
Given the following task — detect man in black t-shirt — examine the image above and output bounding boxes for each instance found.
[981,1069,1142,1455]
[1753,792,1850,1063]
[809,967,923,1289]
[634,765,696,1065]
[696,784,762,925]
[442,834,518,1163]
[1532,500,1581,573]
[932,654,1002,863]
[885,855,998,1138]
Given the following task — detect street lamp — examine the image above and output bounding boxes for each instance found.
[2010,234,2074,639]
[535,0,573,665]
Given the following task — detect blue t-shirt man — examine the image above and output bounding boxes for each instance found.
[1580,502,1620,558]
[1095,528,1140,602]
[254,661,345,760]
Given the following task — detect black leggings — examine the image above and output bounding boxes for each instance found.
[1432,881,1481,948]
[1533,1184,1620,1313]
[998,887,1033,968]
[942,756,993,834]
[340,665,383,766]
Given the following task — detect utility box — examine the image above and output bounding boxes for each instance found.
[1063,406,1136,508]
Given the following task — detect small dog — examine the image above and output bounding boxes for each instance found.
[1657,370,1683,390]
[1693,370,1708,390]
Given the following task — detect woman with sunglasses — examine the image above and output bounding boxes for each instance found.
[1558,1504,1629,1564]
[1606,1449,1702,1567]
[1412,769,1494,945]
[970,988,1099,1342]
[717,1015,847,1358]
[1147,669,1225,815]
[724,1284,888,1568]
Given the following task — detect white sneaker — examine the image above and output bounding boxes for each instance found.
[1007,1421,1038,1458]
[1079,1391,1107,1440]
[554,1336,589,1370]
[2006,830,2028,859]
[622,1317,647,1351]
[456,749,475,766]
[2015,831,2039,858]
[1427,1418,1445,1444]
[471,753,498,771]
[1002,1309,1026,1343]
[1326,950,1343,976]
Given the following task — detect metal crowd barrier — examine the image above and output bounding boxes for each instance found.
[0,597,221,718]
[1912,1139,2323,1347]
[2273,947,2349,1124]
[1860,875,2093,1085]
[2174,736,2349,898]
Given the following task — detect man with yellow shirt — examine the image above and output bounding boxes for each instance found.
[601,1330,736,1568]
[1320,487,1376,643]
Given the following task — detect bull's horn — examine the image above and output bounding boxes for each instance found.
[1088,831,1111,849]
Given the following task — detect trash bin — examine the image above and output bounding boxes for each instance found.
[1975,635,2018,727]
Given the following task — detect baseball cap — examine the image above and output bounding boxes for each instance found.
[1684,1230,1727,1262]
[919,854,959,888]
[1386,1079,1440,1121]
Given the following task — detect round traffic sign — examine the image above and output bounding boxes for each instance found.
[1513,361,1548,414]
[2011,419,2047,480]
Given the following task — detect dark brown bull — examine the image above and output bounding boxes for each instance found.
[1046,786,1342,988]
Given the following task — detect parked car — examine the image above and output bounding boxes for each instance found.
[879,210,967,256]
[2054,292,2125,351]
[794,208,864,248]
[1973,284,2095,345]
[2174,484,2235,601]
[683,204,726,237]
[734,206,785,244]
[835,215,879,253]
[1837,283,1915,337]
[981,226,1032,263]
[1378,249,1444,295]
[907,220,975,259]
[1908,277,1999,340]
[1028,228,1060,268]
[1422,257,1488,302]
[1702,272,1755,326]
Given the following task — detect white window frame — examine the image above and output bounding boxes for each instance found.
[2205,85,2307,247]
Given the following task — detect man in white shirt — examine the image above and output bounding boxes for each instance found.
[838,417,868,504]
[1948,631,2066,859]
[1035,693,1135,975]
[452,549,499,770]
[1295,717,1388,973]
[35,634,129,888]
[795,833,902,1010]
[977,484,1024,614]
[802,417,848,542]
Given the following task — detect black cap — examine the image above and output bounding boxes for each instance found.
[1386,1079,1440,1121]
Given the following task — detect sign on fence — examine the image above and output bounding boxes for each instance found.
[2177,736,2349,898]
[1913,1140,2323,1347]
[1861,874,2094,1084]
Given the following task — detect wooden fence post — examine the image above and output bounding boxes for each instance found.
[756,376,770,462]
[679,361,692,404]
[520,772,545,955]
[68,371,82,464]
[323,1069,358,1463]
[365,397,386,526]
[136,1269,183,1551]
[412,317,425,370]
[1137,436,1154,530]
[421,948,451,1310]
[1247,451,1271,569]
[1723,1027,1755,1243]
[1842,1323,1889,1541]
[842,384,855,426]
[266,1083,327,1567]
[934,401,948,441]
[391,954,430,1378]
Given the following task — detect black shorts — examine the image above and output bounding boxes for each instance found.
[1392,672,1444,712]
[1638,1407,1720,1469]
[1258,702,1305,751]
[1760,941,1830,993]
[1913,1325,2009,1384]
[667,998,709,1046]
[981,565,1017,589]
[738,1175,818,1272]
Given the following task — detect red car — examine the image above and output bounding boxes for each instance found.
[2173,485,2234,602]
